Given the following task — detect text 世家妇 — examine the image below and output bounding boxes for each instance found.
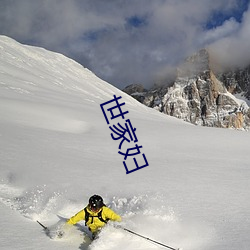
[100,95,149,174]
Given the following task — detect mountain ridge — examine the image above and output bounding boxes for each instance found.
[123,49,250,130]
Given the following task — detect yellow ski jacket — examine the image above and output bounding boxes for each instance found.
[67,206,121,233]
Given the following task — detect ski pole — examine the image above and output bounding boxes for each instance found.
[37,220,48,231]
[122,227,180,250]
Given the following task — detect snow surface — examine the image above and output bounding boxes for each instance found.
[0,35,250,250]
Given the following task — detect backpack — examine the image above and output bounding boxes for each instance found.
[84,206,109,226]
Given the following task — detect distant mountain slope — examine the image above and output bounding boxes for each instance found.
[0,35,138,106]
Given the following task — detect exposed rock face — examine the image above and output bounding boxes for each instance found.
[123,84,147,103]
[123,49,250,130]
[217,66,250,99]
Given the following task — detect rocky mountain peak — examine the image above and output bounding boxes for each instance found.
[177,49,210,78]
[123,49,250,130]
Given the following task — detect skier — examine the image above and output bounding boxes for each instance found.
[66,194,122,239]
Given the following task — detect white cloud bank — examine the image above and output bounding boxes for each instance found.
[0,0,249,88]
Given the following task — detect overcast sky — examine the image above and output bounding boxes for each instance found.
[0,0,249,89]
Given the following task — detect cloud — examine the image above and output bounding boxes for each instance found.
[209,4,250,68]
[0,0,249,89]
[200,18,240,45]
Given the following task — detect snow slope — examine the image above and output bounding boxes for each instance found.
[0,36,250,250]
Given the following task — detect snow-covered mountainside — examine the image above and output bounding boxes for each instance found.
[0,36,250,250]
[124,49,250,130]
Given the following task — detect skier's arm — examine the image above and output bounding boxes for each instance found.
[104,207,122,222]
[67,209,85,225]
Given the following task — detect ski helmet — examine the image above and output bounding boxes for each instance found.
[89,195,104,210]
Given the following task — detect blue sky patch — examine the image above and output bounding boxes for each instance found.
[126,15,147,28]
[206,0,249,29]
